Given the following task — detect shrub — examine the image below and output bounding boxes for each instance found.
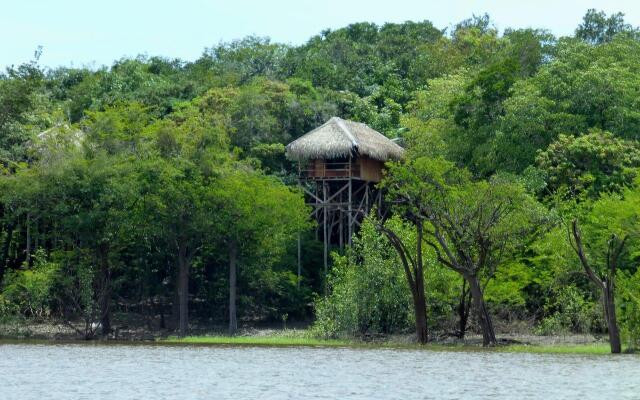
[312,216,460,338]
[535,285,599,335]
[312,217,414,338]
[0,293,18,321]
[1,249,61,319]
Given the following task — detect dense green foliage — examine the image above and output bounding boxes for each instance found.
[313,218,415,338]
[1,9,639,348]
[313,217,459,338]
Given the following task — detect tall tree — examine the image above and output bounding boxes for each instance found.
[576,9,637,44]
[209,169,309,334]
[377,219,429,344]
[536,130,640,199]
[568,187,640,353]
[129,106,230,336]
[383,157,546,346]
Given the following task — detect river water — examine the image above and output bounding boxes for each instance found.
[1,343,638,399]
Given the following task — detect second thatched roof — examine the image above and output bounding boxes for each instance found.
[285,117,405,162]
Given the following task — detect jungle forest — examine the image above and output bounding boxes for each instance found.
[2,9,640,354]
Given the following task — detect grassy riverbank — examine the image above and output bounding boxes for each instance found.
[1,320,633,355]
[499,343,616,355]
[165,335,349,347]
[162,332,630,355]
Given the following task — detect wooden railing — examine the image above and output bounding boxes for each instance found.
[299,161,360,179]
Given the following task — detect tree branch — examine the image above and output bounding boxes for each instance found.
[571,219,604,290]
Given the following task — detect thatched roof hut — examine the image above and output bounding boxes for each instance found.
[285,117,404,162]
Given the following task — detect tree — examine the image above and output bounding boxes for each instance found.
[383,157,546,346]
[490,81,559,174]
[377,216,429,343]
[314,215,459,340]
[0,148,134,337]
[0,61,45,163]
[313,217,418,338]
[401,72,468,160]
[524,36,640,142]
[209,168,309,334]
[618,268,640,350]
[196,78,335,156]
[441,26,555,175]
[575,9,637,45]
[126,105,231,337]
[202,36,289,85]
[536,130,640,199]
[133,157,208,337]
[568,187,640,353]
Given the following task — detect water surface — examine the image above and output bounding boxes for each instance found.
[1,343,638,399]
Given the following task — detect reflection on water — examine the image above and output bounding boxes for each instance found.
[1,343,639,399]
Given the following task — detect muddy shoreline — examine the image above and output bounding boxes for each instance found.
[0,319,606,347]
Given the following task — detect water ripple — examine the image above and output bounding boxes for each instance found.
[0,344,638,400]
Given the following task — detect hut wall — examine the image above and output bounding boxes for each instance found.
[304,158,351,179]
[312,159,324,177]
[357,157,383,182]
[301,156,383,181]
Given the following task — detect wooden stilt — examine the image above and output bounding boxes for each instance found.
[323,181,328,294]
[297,157,385,289]
[315,184,319,241]
[348,178,352,246]
[365,185,369,215]
[339,206,344,250]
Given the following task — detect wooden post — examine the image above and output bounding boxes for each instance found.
[296,166,303,290]
[339,206,344,250]
[315,183,319,241]
[348,180,352,246]
[365,185,369,214]
[323,181,328,294]
[348,155,353,246]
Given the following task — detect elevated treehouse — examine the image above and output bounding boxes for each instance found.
[286,117,405,278]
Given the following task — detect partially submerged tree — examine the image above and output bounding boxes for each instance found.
[383,157,547,346]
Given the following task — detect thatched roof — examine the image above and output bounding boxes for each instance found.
[285,117,405,161]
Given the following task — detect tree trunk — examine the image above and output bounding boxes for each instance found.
[159,306,166,330]
[178,243,189,337]
[170,284,180,330]
[26,213,31,267]
[413,222,428,344]
[467,274,497,346]
[98,243,111,337]
[413,287,428,344]
[0,222,15,284]
[603,282,622,354]
[228,240,238,335]
[571,220,625,354]
[378,223,429,344]
[457,278,471,339]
